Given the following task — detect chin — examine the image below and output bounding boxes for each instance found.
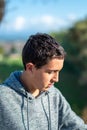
[41,87,48,91]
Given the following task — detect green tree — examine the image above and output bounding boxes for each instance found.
[65,18,87,86]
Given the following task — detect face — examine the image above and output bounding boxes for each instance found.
[31,58,64,91]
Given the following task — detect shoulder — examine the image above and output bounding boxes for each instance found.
[48,86,64,102]
[49,85,64,97]
[49,86,70,106]
[0,84,13,98]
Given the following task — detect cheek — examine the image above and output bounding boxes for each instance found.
[36,73,49,83]
[34,72,44,82]
[41,73,52,83]
[34,71,52,85]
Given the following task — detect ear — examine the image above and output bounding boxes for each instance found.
[26,63,35,72]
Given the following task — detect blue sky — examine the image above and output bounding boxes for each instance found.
[0,0,87,40]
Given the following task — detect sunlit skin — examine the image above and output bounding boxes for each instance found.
[20,58,64,97]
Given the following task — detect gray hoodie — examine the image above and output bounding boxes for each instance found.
[0,71,87,130]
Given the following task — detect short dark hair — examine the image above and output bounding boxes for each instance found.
[22,33,66,69]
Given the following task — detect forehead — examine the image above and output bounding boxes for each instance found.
[42,58,64,70]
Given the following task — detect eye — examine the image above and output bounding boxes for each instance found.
[47,71,54,74]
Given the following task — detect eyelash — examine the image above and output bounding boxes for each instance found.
[48,71,57,74]
[48,71,53,74]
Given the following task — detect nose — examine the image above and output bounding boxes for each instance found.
[53,72,59,82]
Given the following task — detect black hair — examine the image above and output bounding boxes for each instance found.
[22,33,66,69]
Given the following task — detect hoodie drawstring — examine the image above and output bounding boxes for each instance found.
[47,93,51,130]
[26,92,29,130]
[41,92,51,130]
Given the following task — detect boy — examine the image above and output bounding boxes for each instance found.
[0,33,87,130]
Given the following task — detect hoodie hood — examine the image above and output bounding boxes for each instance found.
[3,71,27,96]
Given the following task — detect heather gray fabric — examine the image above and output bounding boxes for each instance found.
[0,71,87,130]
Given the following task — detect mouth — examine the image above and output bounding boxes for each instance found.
[48,83,54,87]
[44,83,54,90]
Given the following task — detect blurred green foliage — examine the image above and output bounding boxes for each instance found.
[0,57,23,83]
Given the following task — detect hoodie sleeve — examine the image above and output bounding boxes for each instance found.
[58,91,87,130]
